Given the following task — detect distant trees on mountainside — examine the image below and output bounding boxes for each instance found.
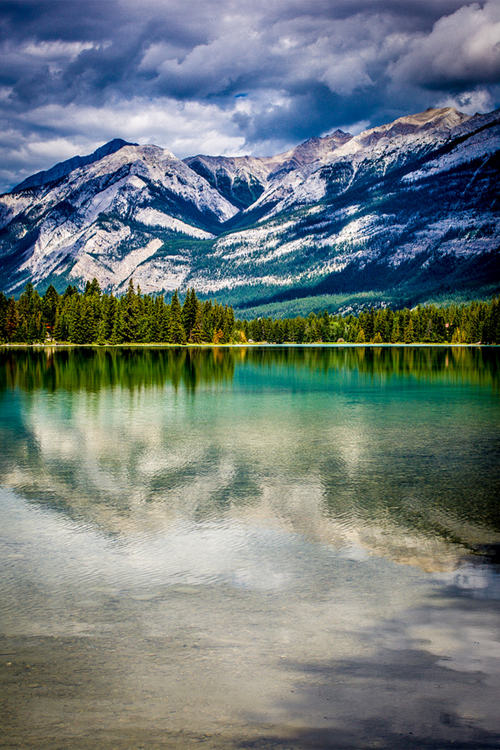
[0,279,499,345]
[243,302,500,345]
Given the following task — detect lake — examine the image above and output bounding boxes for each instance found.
[1,345,499,750]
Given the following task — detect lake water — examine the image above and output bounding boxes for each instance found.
[1,346,499,750]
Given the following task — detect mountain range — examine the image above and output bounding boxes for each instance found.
[1,106,499,315]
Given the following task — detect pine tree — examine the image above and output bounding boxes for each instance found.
[5,297,17,341]
[190,306,203,343]
[403,319,414,344]
[42,284,59,336]
[121,279,139,342]
[85,278,101,297]
[159,299,170,342]
[53,309,68,341]
[201,301,214,342]
[102,295,117,340]
[139,295,153,342]
[391,319,401,343]
[0,292,7,342]
[110,304,126,344]
[96,319,107,345]
[65,294,80,342]
[384,309,394,342]
[490,298,500,344]
[222,305,235,343]
[321,310,331,341]
[182,288,199,339]
[304,313,320,342]
[17,282,38,343]
[168,290,186,344]
[373,309,389,342]
[70,297,94,344]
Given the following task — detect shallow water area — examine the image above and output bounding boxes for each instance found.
[1,346,500,749]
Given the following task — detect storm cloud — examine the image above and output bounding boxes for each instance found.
[1,0,499,191]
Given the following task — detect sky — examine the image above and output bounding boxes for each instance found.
[1,0,500,192]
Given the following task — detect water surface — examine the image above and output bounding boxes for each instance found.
[1,346,500,749]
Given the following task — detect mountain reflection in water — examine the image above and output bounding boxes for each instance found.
[0,346,499,749]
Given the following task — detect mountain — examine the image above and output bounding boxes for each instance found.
[1,106,499,313]
[11,139,137,193]
[184,130,352,210]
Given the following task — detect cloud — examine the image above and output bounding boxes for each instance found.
[437,87,498,114]
[0,97,249,189]
[391,1,500,87]
[0,0,499,191]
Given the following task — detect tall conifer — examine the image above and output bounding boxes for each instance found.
[190,307,203,343]
[169,290,186,344]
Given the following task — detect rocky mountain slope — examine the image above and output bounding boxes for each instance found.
[1,106,499,311]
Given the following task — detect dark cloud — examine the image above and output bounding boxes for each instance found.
[0,0,499,191]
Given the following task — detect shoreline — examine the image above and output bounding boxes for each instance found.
[1,342,497,349]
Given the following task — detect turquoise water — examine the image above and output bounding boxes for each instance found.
[0,346,499,749]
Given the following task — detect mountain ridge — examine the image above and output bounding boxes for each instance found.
[12,138,138,194]
[1,106,499,312]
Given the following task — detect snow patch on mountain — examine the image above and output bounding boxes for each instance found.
[248,169,328,220]
[135,208,214,239]
[0,191,36,230]
[402,123,500,183]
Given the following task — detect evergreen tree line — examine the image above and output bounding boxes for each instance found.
[0,280,237,345]
[242,300,500,345]
[0,279,499,345]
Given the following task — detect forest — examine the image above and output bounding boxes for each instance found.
[0,279,499,345]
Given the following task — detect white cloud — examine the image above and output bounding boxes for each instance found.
[437,88,495,115]
[21,41,96,60]
[0,97,253,190]
[320,54,374,96]
[391,1,500,86]
[17,98,249,156]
